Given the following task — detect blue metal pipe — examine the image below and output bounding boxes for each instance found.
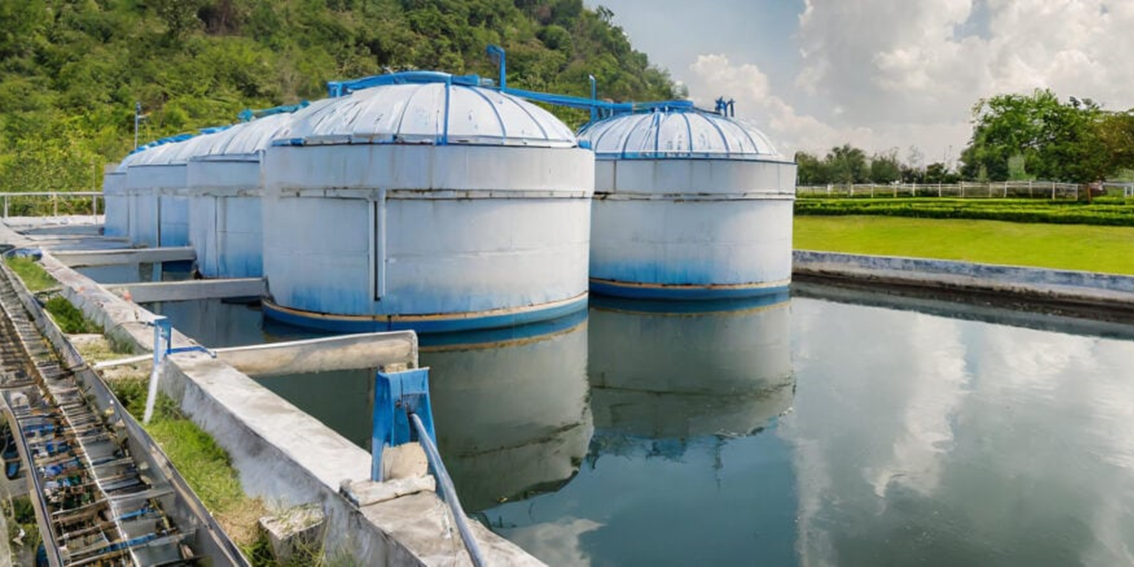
[589,75,597,122]
[410,412,486,567]
[487,45,506,89]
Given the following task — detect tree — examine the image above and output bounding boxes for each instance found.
[961,89,1134,185]
[825,144,869,184]
[0,0,681,193]
[794,151,826,184]
[924,162,947,184]
[869,150,902,184]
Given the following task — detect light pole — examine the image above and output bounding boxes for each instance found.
[134,102,141,149]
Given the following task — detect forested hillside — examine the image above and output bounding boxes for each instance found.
[0,0,678,193]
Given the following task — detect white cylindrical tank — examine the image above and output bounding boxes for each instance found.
[101,154,139,237]
[261,74,595,333]
[123,131,228,248]
[578,109,797,300]
[186,111,309,278]
[123,141,181,247]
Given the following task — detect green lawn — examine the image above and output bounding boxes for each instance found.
[794,216,1134,275]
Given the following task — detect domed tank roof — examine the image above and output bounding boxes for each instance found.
[192,110,308,161]
[273,76,576,148]
[126,127,232,168]
[126,140,185,167]
[578,108,783,160]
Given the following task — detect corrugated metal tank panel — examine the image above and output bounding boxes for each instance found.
[127,192,159,247]
[158,195,190,246]
[188,194,262,278]
[125,141,187,247]
[125,130,233,248]
[580,109,796,299]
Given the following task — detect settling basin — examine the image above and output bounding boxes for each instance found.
[145,285,1134,565]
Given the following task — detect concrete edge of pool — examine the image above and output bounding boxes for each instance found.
[793,250,1134,317]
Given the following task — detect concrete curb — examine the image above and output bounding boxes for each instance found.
[793,250,1134,307]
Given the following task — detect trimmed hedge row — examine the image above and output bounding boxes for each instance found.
[795,199,1134,227]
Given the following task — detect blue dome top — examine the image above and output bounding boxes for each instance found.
[273,76,577,148]
[578,108,783,161]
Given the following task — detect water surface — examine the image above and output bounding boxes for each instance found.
[479,292,1134,566]
[76,260,194,284]
[144,285,1134,565]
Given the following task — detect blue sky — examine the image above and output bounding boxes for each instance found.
[586,0,1134,167]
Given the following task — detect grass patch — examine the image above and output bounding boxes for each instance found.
[795,198,1134,226]
[43,295,100,334]
[3,256,57,292]
[108,378,269,553]
[69,334,123,364]
[795,216,1134,275]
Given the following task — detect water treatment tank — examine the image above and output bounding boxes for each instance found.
[578,108,796,299]
[186,109,312,278]
[261,72,594,333]
[102,152,143,237]
[124,131,226,247]
[123,141,182,247]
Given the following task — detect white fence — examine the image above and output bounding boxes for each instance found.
[0,191,104,218]
[796,181,1134,200]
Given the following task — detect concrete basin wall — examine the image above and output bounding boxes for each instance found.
[793,250,1134,305]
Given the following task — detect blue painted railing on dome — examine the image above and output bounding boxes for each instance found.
[327,71,485,97]
[322,55,700,125]
[127,132,193,156]
[128,124,231,156]
[483,44,699,123]
[131,102,308,158]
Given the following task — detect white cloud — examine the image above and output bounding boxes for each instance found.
[500,517,603,566]
[679,0,1134,163]
[684,53,969,162]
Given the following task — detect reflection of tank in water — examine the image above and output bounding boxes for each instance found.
[588,295,794,442]
[423,312,593,512]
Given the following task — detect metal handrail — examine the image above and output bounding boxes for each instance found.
[409,412,486,567]
[0,191,104,219]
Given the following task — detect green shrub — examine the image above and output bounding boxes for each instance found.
[43,295,100,334]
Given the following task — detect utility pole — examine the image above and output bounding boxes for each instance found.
[134,102,141,149]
